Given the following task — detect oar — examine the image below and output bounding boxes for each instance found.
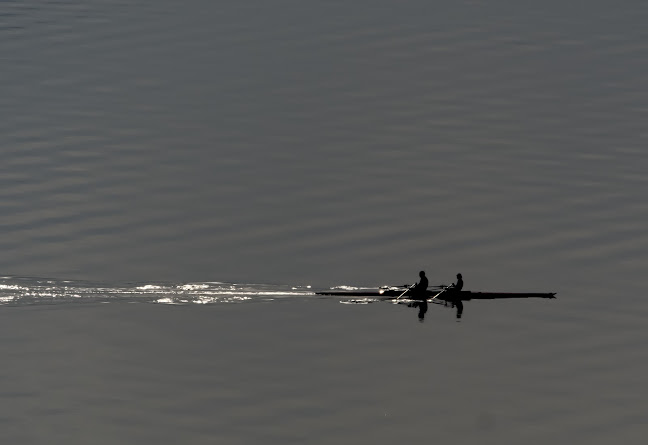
[396,284,415,300]
[430,286,450,301]
[382,284,445,290]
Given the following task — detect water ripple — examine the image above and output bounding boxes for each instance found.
[1,0,647,292]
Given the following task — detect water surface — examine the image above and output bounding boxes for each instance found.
[1,1,648,443]
[2,0,646,292]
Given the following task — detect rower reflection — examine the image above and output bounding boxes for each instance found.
[408,300,428,321]
[453,300,463,319]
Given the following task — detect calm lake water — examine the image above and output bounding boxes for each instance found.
[1,0,647,443]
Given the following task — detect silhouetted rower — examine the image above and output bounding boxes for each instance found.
[453,273,463,292]
[411,271,428,300]
[449,273,463,319]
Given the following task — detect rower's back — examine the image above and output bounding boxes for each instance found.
[412,271,428,299]
[455,273,463,291]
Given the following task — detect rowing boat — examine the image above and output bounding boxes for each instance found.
[316,288,556,301]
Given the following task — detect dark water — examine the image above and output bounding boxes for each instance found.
[0,275,645,445]
[1,1,648,442]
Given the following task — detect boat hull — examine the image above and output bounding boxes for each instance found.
[316,289,556,301]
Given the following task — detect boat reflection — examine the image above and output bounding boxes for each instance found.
[407,300,428,321]
[406,298,463,321]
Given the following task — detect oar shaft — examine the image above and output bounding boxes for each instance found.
[431,286,449,301]
[396,285,415,300]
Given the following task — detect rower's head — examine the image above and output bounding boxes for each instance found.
[457,273,462,279]
[419,271,426,277]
